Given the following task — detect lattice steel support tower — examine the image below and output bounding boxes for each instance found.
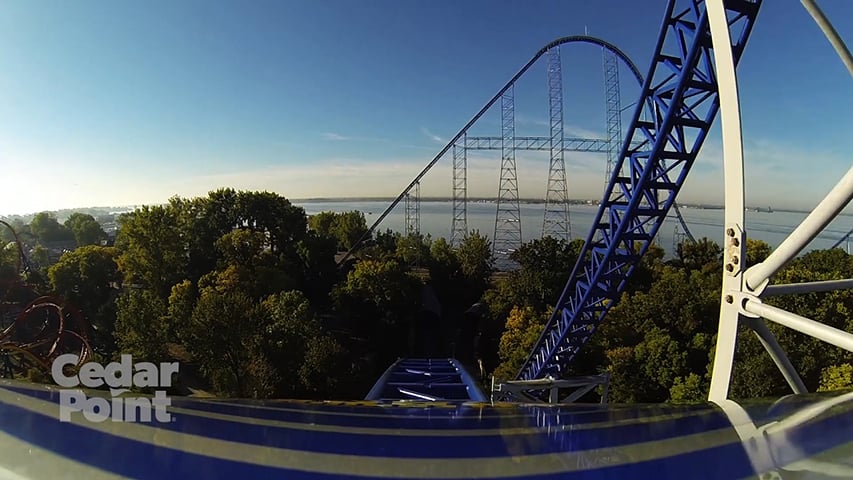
[603,49,622,186]
[451,139,467,246]
[405,181,420,236]
[542,46,571,242]
[493,87,521,269]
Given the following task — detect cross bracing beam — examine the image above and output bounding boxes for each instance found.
[365,358,487,402]
[463,136,639,153]
[338,35,660,266]
[517,0,762,381]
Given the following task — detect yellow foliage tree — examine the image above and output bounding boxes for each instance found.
[492,306,547,382]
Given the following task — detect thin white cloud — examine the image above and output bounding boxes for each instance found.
[421,128,444,144]
[516,114,550,127]
[322,132,351,141]
[564,125,604,139]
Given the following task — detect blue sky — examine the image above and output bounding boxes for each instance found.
[0,0,850,215]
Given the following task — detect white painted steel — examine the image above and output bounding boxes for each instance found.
[746,300,853,352]
[745,167,853,293]
[801,0,853,77]
[707,0,748,402]
[763,278,853,296]
[743,318,807,394]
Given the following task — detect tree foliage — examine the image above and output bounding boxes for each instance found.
[30,212,73,243]
[49,246,120,354]
[18,190,853,405]
[309,211,367,251]
[64,213,107,247]
[484,234,853,403]
[492,306,546,382]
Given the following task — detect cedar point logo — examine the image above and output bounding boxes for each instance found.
[51,354,178,423]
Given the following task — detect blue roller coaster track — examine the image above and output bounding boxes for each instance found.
[517,0,761,381]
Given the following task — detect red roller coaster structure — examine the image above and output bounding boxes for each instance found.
[0,220,92,376]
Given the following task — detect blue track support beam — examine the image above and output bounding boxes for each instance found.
[517,0,762,381]
[365,358,488,402]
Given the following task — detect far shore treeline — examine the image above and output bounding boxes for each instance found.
[1,188,851,401]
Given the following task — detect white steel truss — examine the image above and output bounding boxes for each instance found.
[708,0,853,402]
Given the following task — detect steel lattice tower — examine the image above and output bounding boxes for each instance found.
[451,138,467,246]
[493,86,521,269]
[542,46,571,242]
[405,181,420,236]
[603,49,622,187]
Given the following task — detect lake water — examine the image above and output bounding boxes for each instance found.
[295,200,853,257]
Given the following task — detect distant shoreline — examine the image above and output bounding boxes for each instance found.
[290,197,827,216]
[2,198,843,219]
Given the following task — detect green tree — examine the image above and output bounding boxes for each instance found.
[670,373,706,403]
[115,205,186,298]
[496,237,583,313]
[168,190,307,286]
[167,279,197,341]
[334,259,421,325]
[0,242,19,281]
[308,211,337,238]
[1,218,33,244]
[186,289,265,397]
[818,364,853,392]
[294,231,340,304]
[114,289,170,364]
[64,213,107,247]
[262,290,345,397]
[745,239,772,266]
[457,231,493,300]
[605,346,648,404]
[333,258,421,367]
[30,212,73,243]
[374,229,401,257]
[48,246,120,354]
[428,237,462,302]
[332,211,368,251]
[396,233,432,266]
[677,237,722,271]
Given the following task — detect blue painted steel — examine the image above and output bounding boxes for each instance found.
[364,358,488,402]
[518,0,762,381]
[1,380,852,479]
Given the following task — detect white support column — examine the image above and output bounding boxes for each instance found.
[707,0,748,403]
[801,0,853,77]
[745,300,853,352]
[745,167,853,293]
[743,318,807,394]
[763,278,853,296]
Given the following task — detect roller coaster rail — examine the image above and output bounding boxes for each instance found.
[0,221,93,377]
[517,0,762,381]
[337,35,697,267]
